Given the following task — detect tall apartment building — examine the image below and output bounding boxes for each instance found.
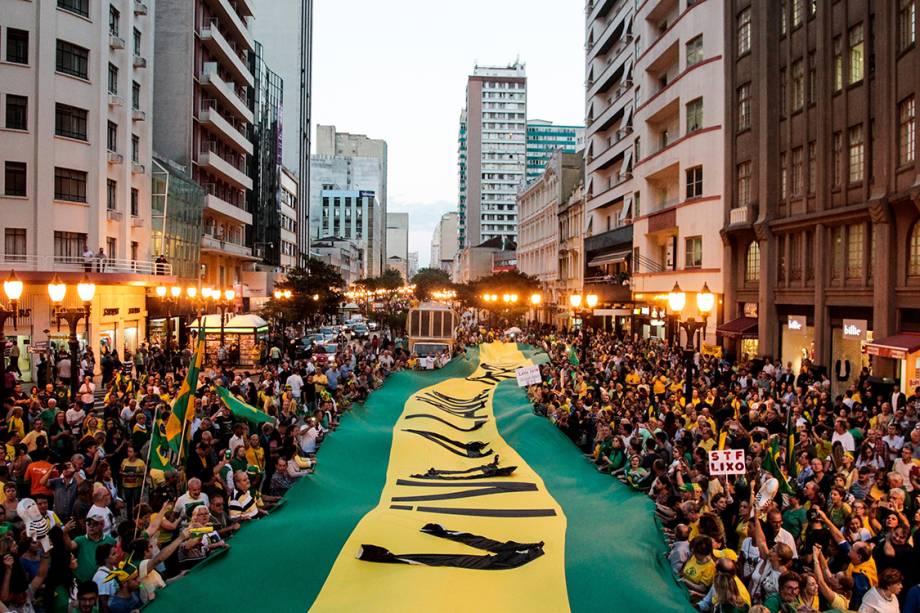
[722,0,920,392]
[250,0,313,259]
[459,62,527,247]
[0,0,162,369]
[583,0,637,317]
[385,211,409,280]
[315,189,379,277]
[457,111,468,248]
[314,124,388,272]
[525,120,585,183]
[154,0,257,289]
[627,0,727,345]
[431,211,460,272]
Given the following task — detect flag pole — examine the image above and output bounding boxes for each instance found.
[133,402,160,539]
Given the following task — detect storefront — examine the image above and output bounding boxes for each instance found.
[189,313,270,366]
[779,313,815,375]
[865,333,920,392]
[632,305,667,341]
[829,315,873,397]
[716,312,759,360]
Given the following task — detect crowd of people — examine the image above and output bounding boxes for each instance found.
[524,327,920,612]
[0,327,411,612]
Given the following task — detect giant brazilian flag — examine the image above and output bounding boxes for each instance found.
[164,327,204,462]
[148,343,692,612]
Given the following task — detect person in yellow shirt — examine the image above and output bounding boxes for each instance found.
[5,407,25,440]
[245,434,265,474]
[682,536,716,597]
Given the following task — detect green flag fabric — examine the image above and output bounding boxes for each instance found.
[148,414,175,472]
[763,436,795,495]
[165,327,205,461]
[567,344,580,365]
[216,386,276,425]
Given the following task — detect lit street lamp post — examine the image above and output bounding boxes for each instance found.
[569,293,599,363]
[48,274,96,401]
[667,282,715,406]
[273,288,292,359]
[0,271,24,404]
[155,284,183,366]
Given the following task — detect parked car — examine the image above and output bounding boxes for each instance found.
[294,334,325,359]
[319,326,336,342]
[313,343,338,366]
[352,324,369,339]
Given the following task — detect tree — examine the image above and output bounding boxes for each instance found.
[411,268,453,301]
[471,270,541,324]
[261,259,344,328]
[352,268,409,332]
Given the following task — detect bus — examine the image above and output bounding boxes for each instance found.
[407,302,457,361]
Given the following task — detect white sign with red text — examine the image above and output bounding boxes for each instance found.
[709,449,746,476]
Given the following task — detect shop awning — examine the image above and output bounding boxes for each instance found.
[865,333,920,360]
[716,317,759,339]
[588,250,631,267]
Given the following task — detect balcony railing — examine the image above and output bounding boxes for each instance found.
[0,254,172,275]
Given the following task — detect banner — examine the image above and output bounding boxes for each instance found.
[216,386,277,425]
[515,364,542,387]
[708,449,746,476]
[165,327,205,461]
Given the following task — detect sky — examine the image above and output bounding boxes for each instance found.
[311,0,585,268]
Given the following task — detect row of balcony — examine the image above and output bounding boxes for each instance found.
[203,0,254,52]
[200,21,254,88]
[200,62,253,124]
[0,254,170,276]
[199,100,252,155]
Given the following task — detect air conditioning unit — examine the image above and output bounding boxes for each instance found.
[131,216,144,227]
[616,126,633,139]
[107,152,124,164]
[109,35,125,50]
[106,210,123,222]
[133,56,147,68]
[132,109,146,121]
[134,1,148,15]
[132,163,145,174]
[108,95,124,107]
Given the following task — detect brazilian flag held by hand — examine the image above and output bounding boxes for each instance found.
[149,414,175,472]
[215,386,276,425]
[763,435,795,496]
[165,326,205,460]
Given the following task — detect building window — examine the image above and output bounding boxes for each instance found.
[6,29,29,64]
[780,153,788,199]
[737,83,751,130]
[738,8,752,55]
[791,59,804,111]
[686,166,703,199]
[899,96,916,165]
[849,24,864,85]
[780,0,788,35]
[790,233,803,280]
[108,63,118,94]
[54,232,88,265]
[55,104,87,140]
[833,132,843,185]
[779,68,787,116]
[833,37,843,92]
[899,0,917,52]
[57,0,90,18]
[909,223,920,276]
[791,147,804,195]
[131,188,139,216]
[808,141,816,193]
[685,236,702,269]
[56,40,89,79]
[807,52,816,104]
[848,125,864,183]
[830,226,844,280]
[846,223,864,280]
[4,229,26,261]
[54,167,88,202]
[777,235,786,282]
[745,241,760,282]
[685,35,703,68]
[4,162,26,197]
[737,161,752,207]
[107,237,116,259]
[133,28,141,55]
[109,5,120,36]
[107,121,118,151]
[686,97,703,132]
[5,95,27,131]
[808,0,817,17]
[132,82,141,110]
[791,0,803,28]
[132,134,140,163]
[107,179,117,210]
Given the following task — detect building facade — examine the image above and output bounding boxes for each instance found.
[457,111,468,247]
[431,211,460,272]
[627,0,727,345]
[525,120,585,184]
[517,152,583,318]
[558,180,586,313]
[722,0,920,392]
[278,167,298,270]
[0,0,168,378]
[459,62,527,247]
[153,0,257,289]
[386,212,409,277]
[250,0,313,259]
[314,124,387,273]
[315,189,380,278]
[311,235,362,286]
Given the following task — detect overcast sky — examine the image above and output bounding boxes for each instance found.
[312,0,585,268]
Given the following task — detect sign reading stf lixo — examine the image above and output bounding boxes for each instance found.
[709,449,746,476]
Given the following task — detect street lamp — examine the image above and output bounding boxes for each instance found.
[569,292,598,362]
[0,271,24,398]
[212,288,236,354]
[273,288,292,359]
[48,274,96,401]
[154,283,184,364]
[667,282,715,406]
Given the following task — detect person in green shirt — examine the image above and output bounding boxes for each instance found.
[762,571,803,613]
[63,515,117,583]
[782,493,808,543]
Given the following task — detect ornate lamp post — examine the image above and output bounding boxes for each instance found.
[48,274,96,401]
[273,288,292,358]
[154,284,183,364]
[667,282,715,406]
[0,271,24,402]
[530,292,542,324]
[211,288,236,350]
[569,292,599,362]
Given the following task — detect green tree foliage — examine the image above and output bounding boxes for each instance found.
[470,270,541,321]
[261,259,344,325]
[411,268,453,301]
